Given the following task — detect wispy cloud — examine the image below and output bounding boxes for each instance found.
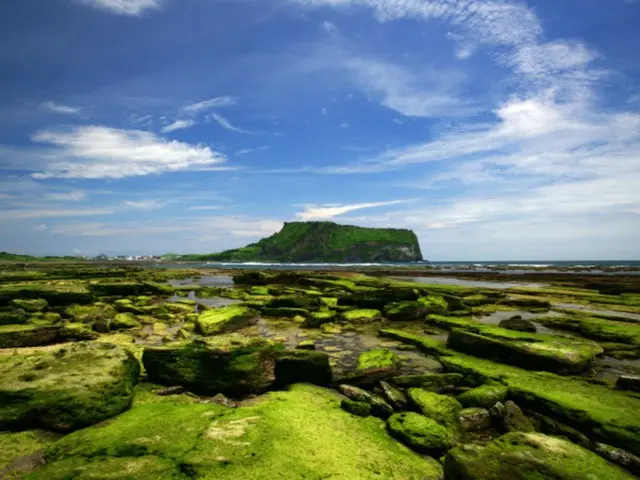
[183,96,236,114]
[0,208,115,220]
[48,191,87,202]
[123,199,165,210]
[208,112,251,134]
[161,119,196,133]
[235,146,269,156]
[77,0,162,16]
[187,205,224,211]
[29,125,227,179]
[296,200,411,220]
[40,101,81,116]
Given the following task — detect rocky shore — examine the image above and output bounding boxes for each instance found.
[1,263,639,479]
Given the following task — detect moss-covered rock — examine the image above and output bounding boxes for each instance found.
[444,432,634,479]
[387,412,455,454]
[341,309,383,323]
[0,284,92,307]
[341,398,371,417]
[195,305,257,336]
[499,316,537,332]
[9,298,48,312]
[384,301,428,321]
[89,282,173,297]
[266,295,318,309]
[0,429,58,478]
[392,373,464,389]
[380,380,408,409]
[459,408,492,431]
[31,384,442,479]
[0,308,28,326]
[356,348,399,372]
[163,302,195,314]
[457,384,508,408]
[274,350,332,386]
[339,384,394,419]
[407,388,462,428]
[0,324,96,348]
[142,335,276,396]
[301,310,337,328]
[417,295,449,313]
[262,307,311,318]
[379,329,450,356]
[111,313,141,330]
[0,342,140,432]
[65,303,117,331]
[440,353,640,455]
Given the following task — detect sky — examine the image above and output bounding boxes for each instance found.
[0,0,639,260]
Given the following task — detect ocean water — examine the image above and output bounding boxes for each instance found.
[164,260,640,275]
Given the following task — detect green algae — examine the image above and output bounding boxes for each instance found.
[379,328,450,356]
[195,305,257,335]
[457,384,508,408]
[341,308,383,323]
[356,348,399,371]
[387,412,455,454]
[407,388,462,428]
[341,398,371,417]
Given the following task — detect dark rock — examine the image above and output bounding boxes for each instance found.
[594,442,640,476]
[380,381,408,409]
[153,386,186,396]
[499,316,537,333]
[459,408,492,431]
[616,375,640,392]
[274,350,332,387]
[339,384,393,419]
[341,398,371,417]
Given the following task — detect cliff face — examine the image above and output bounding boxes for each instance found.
[179,222,423,262]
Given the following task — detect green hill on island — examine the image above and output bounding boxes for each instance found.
[172,221,423,262]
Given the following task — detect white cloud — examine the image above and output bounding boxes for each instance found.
[40,101,81,116]
[183,96,236,114]
[30,125,227,179]
[322,20,338,34]
[187,205,224,211]
[161,119,196,133]
[296,199,411,220]
[235,146,268,156]
[123,199,165,210]
[208,112,251,134]
[48,191,87,202]
[0,208,115,220]
[77,0,162,16]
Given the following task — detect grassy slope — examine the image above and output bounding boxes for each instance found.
[174,222,422,262]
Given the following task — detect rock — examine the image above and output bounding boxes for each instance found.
[210,393,237,408]
[263,307,311,318]
[447,328,602,374]
[380,381,408,409]
[594,442,640,476]
[341,398,371,417]
[457,384,508,408]
[444,432,635,480]
[0,342,140,432]
[391,373,463,389]
[616,375,640,392]
[499,316,537,333]
[142,335,277,396]
[0,308,28,326]
[295,340,316,350]
[341,309,383,323]
[89,282,173,297]
[163,302,195,314]
[417,295,449,314]
[459,408,492,431]
[379,329,450,356]
[387,412,455,454]
[301,310,337,328]
[338,384,393,419]
[9,298,48,312]
[274,350,332,387]
[501,295,551,309]
[383,301,428,321]
[0,324,96,348]
[65,303,117,326]
[267,295,318,309]
[153,386,186,396]
[0,284,92,307]
[31,384,443,479]
[490,401,535,433]
[356,348,399,372]
[320,322,343,334]
[407,388,462,428]
[195,305,258,336]
[111,313,141,330]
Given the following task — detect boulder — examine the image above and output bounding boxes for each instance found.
[0,308,28,326]
[9,298,48,312]
[142,335,277,396]
[387,412,455,454]
[341,398,371,417]
[301,310,337,328]
[457,384,508,408]
[30,384,443,480]
[380,380,408,409]
[616,375,640,392]
[383,301,428,321]
[111,313,141,330]
[499,316,537,333]
[459,408,492,431]
[391,373,463,390]
[0,342,140,432]
[407,388,462,428]
[195,305,257,336]
[341,309,383,323]
[417,295,449,314]
[444,432,634,479]
[338,384,393,419]
[274,350,332,387]
[0,324,96,348]
[263,307,311,318]
[356,348,399,372]
[489,400,535,433]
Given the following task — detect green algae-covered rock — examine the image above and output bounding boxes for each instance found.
[380,380,408,409]
[459,407,492,431]
[0,342,140,432]
[274,350,332,386]
[142,335,276,395]
[9,298,48,312]
[457,384,508,408]
[31,384,442,480]
[0,284,92,307]
[379,329,450,356]
[384,301,427,321]
[339,384,394,419]
[195,305,257,336]
[444,432,635,480]
[89,282,173,297]
[0,324,96,348]
[418,295,449,313]
[440,353,640,455]
[111,313,141,330]
[0,429,58,478]
[499,316,537,332]
[65,303,117,326]
[163,302,195,314]
[387,412,455,454]
[392,373,464,389]
[263,307,310,318]
[341,398,371,417]
[0,308,28,326]
[341,308,383,323]
[267,295,317,309]
[407,388,462,427]
[357,348,399,372]
[302,310,337,327]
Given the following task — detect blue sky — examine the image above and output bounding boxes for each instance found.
[0,0,639,260]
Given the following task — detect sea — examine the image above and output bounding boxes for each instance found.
[164,260,640,275]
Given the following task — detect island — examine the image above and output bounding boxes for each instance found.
[171,221,424,262]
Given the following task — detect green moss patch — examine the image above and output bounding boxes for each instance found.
[195,305,257,336]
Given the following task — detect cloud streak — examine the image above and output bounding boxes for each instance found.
[77,0,162,16]
[296,200,411,220]
[161,119,196,133]
[40,101,81,115]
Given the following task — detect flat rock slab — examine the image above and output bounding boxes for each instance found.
[0,341,140,432]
